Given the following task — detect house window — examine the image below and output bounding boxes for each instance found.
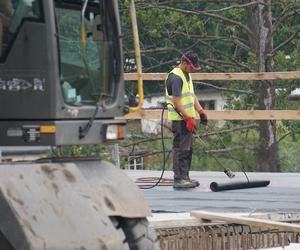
[125,154,144,170]
[200,100,216,110]
[209,100,215,110]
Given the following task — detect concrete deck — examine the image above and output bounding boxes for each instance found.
[125,170,300,214]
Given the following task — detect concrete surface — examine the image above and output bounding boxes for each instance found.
[125,170,300,214]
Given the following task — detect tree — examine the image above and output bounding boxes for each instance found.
[244,0,279,171]
[119,0,300,172]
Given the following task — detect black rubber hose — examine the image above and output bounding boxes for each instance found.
[139,105,167,189]
[210,180,270,192]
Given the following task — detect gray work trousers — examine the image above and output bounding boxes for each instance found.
[172,120,193,181]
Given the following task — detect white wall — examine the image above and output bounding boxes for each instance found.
[196,90,226,111]
[141,96,165,135]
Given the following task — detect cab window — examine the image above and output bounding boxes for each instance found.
[0,0,42,60]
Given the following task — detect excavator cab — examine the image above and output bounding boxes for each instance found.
[0,0,126,146]
[0,1,158,249]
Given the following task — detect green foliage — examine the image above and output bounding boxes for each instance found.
[277,120,300,172]
[228,8,244,21]
[247,52,257,66]
[191,122,258,172]
[279,141,300,172]
[119,120,300,173]
[49,145,105,158]
[121,122,174,170]
[124,122,248,171]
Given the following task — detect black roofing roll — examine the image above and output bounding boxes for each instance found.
[210,180,270,192]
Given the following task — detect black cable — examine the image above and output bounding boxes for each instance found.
[139,104,168,189]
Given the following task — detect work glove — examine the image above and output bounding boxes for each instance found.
[185,116,197,133]
[198,108,208,126]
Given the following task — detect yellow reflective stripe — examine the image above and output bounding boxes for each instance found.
[166,92,194,101]
[168,103,194,112]
[183,103,194,109]
[181,95,194,105]
[182,92,194,98]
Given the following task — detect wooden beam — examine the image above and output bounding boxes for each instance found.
[117,110,300,120]
[191,210,300,233]
[124,71,300,81]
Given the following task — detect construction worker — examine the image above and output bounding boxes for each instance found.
[165,51,208,189]
[0,0,14,56]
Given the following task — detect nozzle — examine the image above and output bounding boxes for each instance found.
[224,168,235,179]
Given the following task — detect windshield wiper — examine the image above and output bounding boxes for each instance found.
[79,93,112,139]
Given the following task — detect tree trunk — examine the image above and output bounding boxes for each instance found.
[245,0,280,172]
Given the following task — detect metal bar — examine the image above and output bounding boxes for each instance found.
[155,225,300,250]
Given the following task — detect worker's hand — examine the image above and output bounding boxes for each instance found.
[185,116,197,133]
[198,109,208,126]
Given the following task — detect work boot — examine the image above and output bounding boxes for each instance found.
[173,179,197,189]
[188,178,200,187]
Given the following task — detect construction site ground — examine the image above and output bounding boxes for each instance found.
[126,170,300,213]
[125,170,300,249]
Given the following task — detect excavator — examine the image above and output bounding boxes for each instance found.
[0,0,156,249]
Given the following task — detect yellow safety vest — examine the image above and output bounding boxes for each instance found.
[165,67,196,121]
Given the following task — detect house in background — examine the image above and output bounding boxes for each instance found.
[141,87,226,135]
[197,88,226,112]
